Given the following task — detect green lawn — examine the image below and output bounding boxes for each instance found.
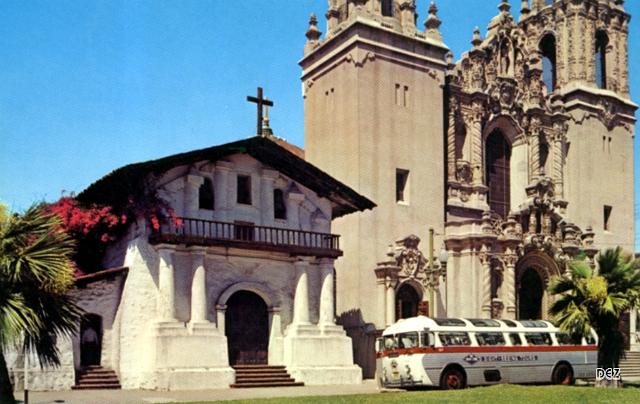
[194,383,640,404]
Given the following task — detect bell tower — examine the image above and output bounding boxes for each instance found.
[517,0,636,251]
[300,0,451,330]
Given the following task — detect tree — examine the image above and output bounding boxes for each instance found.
[549,247,640,387]
[0,205,82,403]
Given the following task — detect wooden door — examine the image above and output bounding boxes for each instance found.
[225,291,268,365]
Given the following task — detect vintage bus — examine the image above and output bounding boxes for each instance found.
[376,316,597,389]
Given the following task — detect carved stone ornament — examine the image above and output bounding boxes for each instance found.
[455,160,473,183]
[491,298,504,319]
[598,99,619,130]
[395,234,427,278]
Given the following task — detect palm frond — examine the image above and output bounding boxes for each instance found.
[0,204,82,369]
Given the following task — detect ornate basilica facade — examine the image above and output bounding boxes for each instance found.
[301,0,637,376]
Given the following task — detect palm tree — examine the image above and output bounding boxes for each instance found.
[548,247,640,387]
[0,205,82,403]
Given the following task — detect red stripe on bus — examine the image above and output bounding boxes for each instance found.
[376,345,597,358]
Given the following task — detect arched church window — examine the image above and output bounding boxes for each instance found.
[485,130,511,218]
[381,0,394,17]
[199,177,214,210]
[273,189,287,220]
[595,30,608,89]
[540,34,557,93]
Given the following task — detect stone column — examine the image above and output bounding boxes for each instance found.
[293,259,311,325]
[552,130,564,198]
[318,260,335,327]
[215,304,226,333]
[529,129,540,180]
[480,248,492,318]
[447,104,457,182]
[386,282,396,326]
[190,248,208,324]
[375,263,400,328]
[260,169,278,227]
[503,250,518,319]
[620,20,630,96]
[469,103,483,185]
[555,7,566,87]
[157,246,177,322]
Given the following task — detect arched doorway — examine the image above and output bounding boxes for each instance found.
[518,268,544,320]
[80,314,102,367]
[225,290,269,365]
[515,251,561,320]
[396,283,421,320]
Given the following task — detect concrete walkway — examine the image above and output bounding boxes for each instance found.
[16,380,383,404]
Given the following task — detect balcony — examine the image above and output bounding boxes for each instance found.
[149,217,342,258]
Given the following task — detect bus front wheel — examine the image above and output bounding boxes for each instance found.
[552,363,574,385]
[441,367,466,390]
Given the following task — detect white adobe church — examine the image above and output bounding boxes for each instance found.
[7,132,374,390]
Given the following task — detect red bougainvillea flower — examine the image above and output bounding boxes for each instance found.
[150,215,160,231]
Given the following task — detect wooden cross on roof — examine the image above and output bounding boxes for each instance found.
[247,87,274,136]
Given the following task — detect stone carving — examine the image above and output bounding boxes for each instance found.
[455,160,473,183]
[395,234,427,278]
[491,298,504,319]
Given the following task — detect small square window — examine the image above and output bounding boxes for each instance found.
[604,205,612,231]
[237,175,252,205]
[396,169,409,203]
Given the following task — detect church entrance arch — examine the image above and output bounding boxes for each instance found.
[518,268,544,320]
[515,251,560,320]
[225,290,269,365]
[395,282,422,320]
[80,313,102,367]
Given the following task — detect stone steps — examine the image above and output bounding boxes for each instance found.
[72,366,121,390]
[620,352,640,380]
[231,365,303,388]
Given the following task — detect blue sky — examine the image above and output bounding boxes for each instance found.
[1,1,638,248]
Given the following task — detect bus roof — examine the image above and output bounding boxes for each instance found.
[382,316,558,336]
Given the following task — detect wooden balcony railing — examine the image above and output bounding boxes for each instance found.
[149,217,342,257]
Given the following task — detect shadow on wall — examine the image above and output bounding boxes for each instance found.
[337,309,379,379]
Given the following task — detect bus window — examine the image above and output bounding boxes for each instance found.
[556,333,581,345]
[384,335,397,350]
[438,332,471,346]
[434,318,466,327]
[468,319,501,327]
[421,331,435,347]
[509,333,522,345]
[525,332,552,345]
[476,332,506,346]
[398,332,419,349]
[501,319,518,328]
[521,320,549,328]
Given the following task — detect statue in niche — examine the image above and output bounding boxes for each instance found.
[500,40,511,75]
[395,234,427,278]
